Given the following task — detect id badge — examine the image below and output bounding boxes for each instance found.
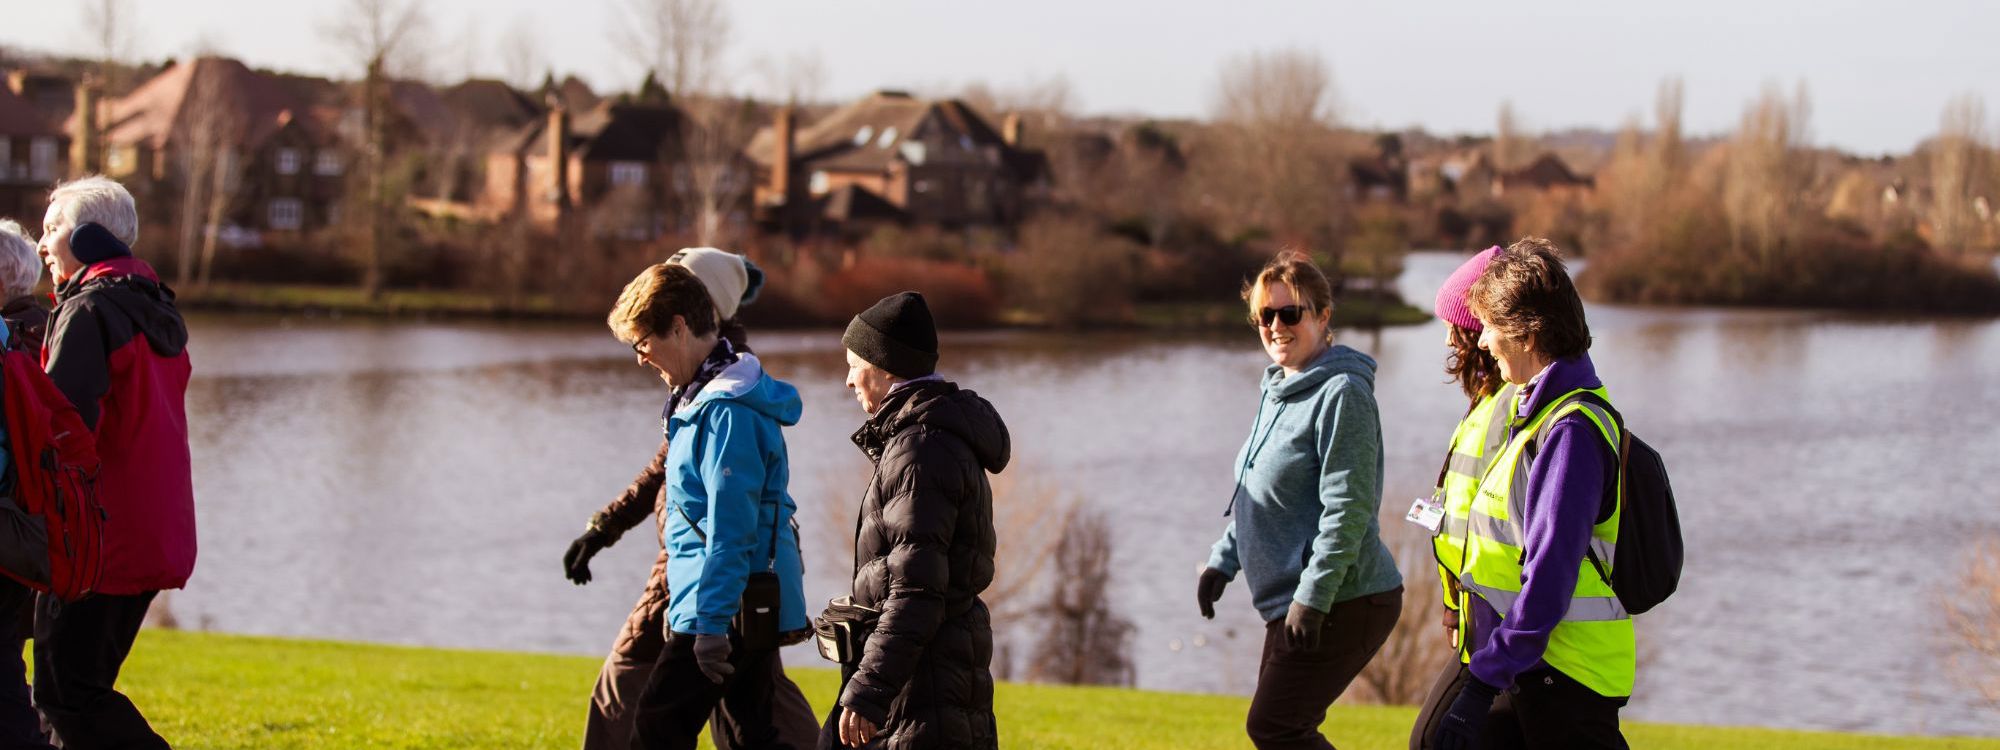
[1406,495,1445,533]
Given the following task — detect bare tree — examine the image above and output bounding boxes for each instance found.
[677,97,758,247]
[1722,82,1814,264]
[1494,100,1525,172]
[79,0,136,87]
[497,16,547,92]
[1202,49,1352,261]
[1931,94,1993,255]
[326,0,429,300]
[174,66,242,290]
[1943,538,2000,708]
[1024,507,1135,687]
[611,0,728,98]
[750,50,829,106]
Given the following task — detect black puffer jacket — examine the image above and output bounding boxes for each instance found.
[841,379,1009,750]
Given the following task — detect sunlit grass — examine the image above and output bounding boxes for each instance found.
[101,630,2000,749]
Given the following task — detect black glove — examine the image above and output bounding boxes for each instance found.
[1196,567,1230,619]
[1432,672,1500,750]
[1283,602,1326,650]
[693,634,735,684]
[562,528,611,585]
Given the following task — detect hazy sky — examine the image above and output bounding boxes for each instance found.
[4,0,1993,155]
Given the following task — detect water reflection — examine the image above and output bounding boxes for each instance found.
[165,253,2000,737]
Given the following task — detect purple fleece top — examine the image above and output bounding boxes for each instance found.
[1467,353,1617,689]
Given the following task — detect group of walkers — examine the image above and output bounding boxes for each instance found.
[0,175,198,749]
[566,235,1639,750]
[1198,241,1639,750]
[566,251,1004,750]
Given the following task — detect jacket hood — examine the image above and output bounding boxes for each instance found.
[1263,344,1376,402]
[673,353,803,426]
[64,257,187,358]
[862,380,1010,473]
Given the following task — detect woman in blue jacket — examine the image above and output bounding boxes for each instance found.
[611,261,810,750]
[1197,250,1404,750]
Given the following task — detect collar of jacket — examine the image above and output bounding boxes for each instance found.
[850,378,956,461]
[1512,354,1602,424]
[56,256,165,302]
[1262,344,1376,402]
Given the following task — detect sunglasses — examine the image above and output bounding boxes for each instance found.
[1254,305,1313,328]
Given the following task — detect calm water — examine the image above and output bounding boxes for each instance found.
[167,252,2000,737]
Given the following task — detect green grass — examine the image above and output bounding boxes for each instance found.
[99,630,1999,749]
[1134,299,1432,330]
[174,283,574,319]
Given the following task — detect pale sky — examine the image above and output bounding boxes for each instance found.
[4,0,1994,156]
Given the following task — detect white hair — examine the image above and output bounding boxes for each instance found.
[0,220,38,300]
[48,175,139,247]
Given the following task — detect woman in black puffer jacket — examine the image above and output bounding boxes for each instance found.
[827,292,1009,750]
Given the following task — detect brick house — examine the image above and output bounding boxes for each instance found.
[479,96,694,238]
[745,90,1047,234]
[0,81,66,225]
[87,56,351,238]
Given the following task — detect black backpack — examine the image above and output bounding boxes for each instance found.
[1562,393,1683,615]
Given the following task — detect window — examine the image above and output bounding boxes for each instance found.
[809,171,830,196]
[877,127,898,149]
[29,138,57,181]
[853,126,874,146]
[106,146,129,173]
[0,137,10,178]
[609,161,647,187]
[275,148,301,175]
[314,150,344,176]
[267,199,303,230]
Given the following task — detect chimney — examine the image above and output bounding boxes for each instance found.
[6,71,26,97]
[1002,112,1023,148]
[772,105,795,206]
[70,75,102,177]
[546,96,571,216]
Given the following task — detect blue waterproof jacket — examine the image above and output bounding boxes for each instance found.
[662,353,810,637]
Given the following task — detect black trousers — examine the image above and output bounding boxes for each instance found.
[1410,661,1628,750]
[0,578,50,750]
[33,591,167,750]
[629,631,795,750]
[1245,587,1403,750]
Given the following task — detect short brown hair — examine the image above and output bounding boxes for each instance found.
[607,263,718,344]
[1468,237,1591,359]
[1242,248,1336,324]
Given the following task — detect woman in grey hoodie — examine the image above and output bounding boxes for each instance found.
[1197,250,1405,750]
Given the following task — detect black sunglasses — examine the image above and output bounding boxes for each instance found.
[1254,305,1312,327]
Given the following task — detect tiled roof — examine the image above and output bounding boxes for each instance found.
[745,91,1026,175]
[0,85,58,138]
[94,57,326,151]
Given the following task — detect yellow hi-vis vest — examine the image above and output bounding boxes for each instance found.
[1445,386,1635,698]
[1430,384,1518,623]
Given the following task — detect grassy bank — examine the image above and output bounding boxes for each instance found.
[174,283,577,320]
[104,631,1996,749]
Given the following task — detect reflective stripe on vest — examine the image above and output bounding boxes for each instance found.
[1431,384,1519,659]
[1457,386,1635,698]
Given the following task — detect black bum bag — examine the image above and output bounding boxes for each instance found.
[812,596,881,666]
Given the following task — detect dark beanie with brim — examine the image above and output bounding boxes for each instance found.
[843,291,938,379]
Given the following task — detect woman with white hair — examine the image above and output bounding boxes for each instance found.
[0,219,48,356]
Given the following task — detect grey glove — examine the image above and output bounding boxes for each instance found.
[693,634,734,684]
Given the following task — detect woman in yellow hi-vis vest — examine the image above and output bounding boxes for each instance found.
[1407,246,1517,749]
[1425,239,1634,750]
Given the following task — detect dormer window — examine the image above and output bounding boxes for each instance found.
[854,126,874,146]
[877,127,898,149]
